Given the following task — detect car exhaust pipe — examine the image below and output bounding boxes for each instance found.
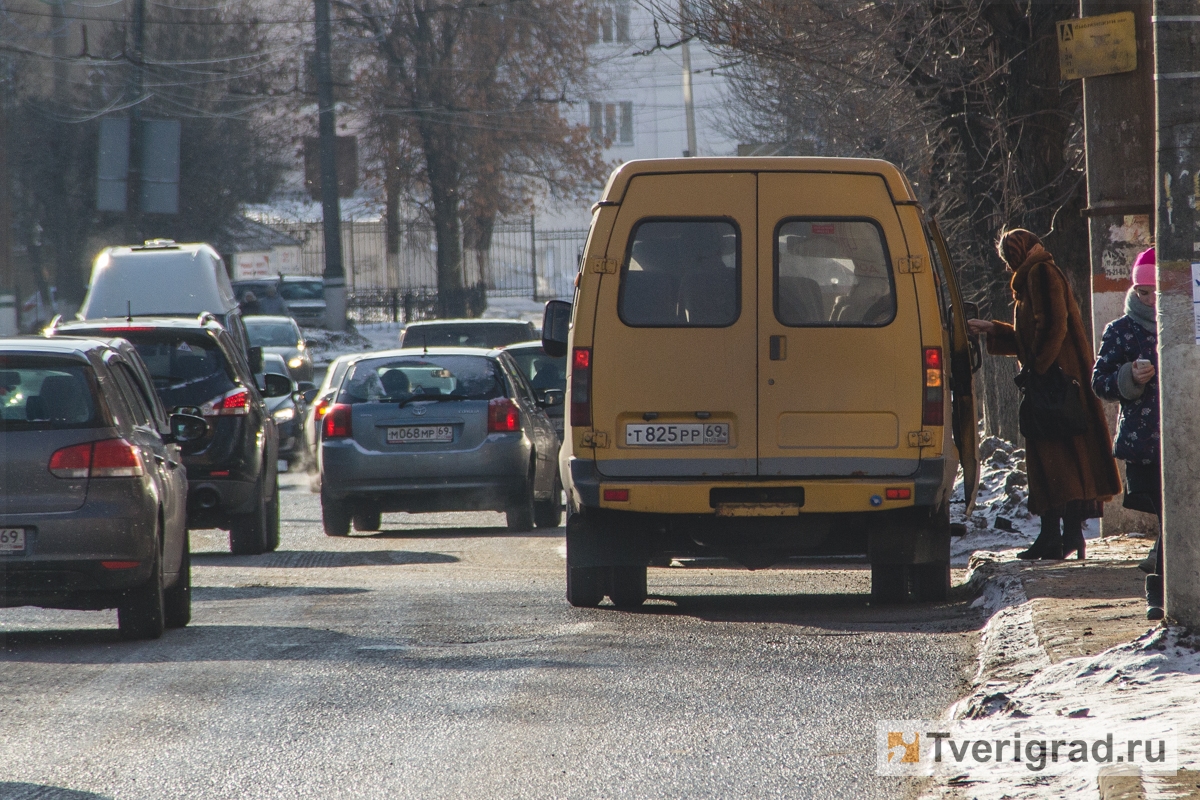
[194,488,220,510]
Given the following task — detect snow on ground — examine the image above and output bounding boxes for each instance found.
[949,436,1099,566]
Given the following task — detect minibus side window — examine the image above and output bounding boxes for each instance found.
[618,219,740,327]
[774,219,896,327]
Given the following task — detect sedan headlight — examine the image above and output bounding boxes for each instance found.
[288,356,304,369]
[273,407,296,423]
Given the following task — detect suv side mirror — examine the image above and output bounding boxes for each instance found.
[301,388,319,405]
[539,388,564,408]
[169,413,209,444]
[249,345,264,374]
[541,300,572,358]
[263,372,293,399]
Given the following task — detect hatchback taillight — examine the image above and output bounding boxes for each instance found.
[323,403,352,439]
[488,397,521,433]
[200,388,250,417]
[313,398,331,420]
[570,347,591,428]
[922,347,944,426]
[49,439,143,479]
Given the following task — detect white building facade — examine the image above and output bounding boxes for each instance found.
[537,1,737,230]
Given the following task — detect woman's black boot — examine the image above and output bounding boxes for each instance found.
[1017,514,1064,560]
[1061,515,1086,561]
[1146,574,1164,621]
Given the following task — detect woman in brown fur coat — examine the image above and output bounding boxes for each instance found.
[967,229,1121,560]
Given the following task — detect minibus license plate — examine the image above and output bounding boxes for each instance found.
[387,425,453,443]
[625,423,729,446]
[0,528,27,553]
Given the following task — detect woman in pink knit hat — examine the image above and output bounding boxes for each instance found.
[1091,247,1163,619]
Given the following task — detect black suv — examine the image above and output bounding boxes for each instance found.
[52,316,284,555]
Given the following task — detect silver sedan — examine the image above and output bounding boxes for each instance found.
[318,348,562,535]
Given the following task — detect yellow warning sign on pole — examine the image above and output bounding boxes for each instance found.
[1057,12,1137,80]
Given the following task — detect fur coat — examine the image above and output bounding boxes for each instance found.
[985,245,1122,514]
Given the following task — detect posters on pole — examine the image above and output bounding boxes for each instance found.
[1192,263,1200,345]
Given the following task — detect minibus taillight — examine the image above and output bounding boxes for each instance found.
[922,347,944,426]
[571,347,592,428]
[323,403,352,439]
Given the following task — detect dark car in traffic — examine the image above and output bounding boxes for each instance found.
[397,319,537,349]
[51,316,286,555]
[319,347,562,536]
[262,352,305,467]
[503,341,566,442]
[244,315,314,383]
[0,337,206,639]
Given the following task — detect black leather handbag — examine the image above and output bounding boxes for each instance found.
[1015,364,1088,441]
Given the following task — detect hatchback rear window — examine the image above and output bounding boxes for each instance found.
[0,357,103,430]
[775,220,896,327]
[619,219,740,327]
[118,333,237,410]
[340,355,505,404]
[400,322,535,349]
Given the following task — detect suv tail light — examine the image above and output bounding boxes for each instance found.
[313,397,331,420]
[49,439,144,479]
[922,347,944,426]
[487,397,521,433]
[200,388,250,417]
[323,403,352,439]
[570,347,591,428]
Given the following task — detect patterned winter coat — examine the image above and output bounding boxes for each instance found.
[1091,291,1160,465]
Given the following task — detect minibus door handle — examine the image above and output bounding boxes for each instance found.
[769,335,787,361]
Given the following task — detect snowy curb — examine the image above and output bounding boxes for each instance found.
[949,553,1052,719]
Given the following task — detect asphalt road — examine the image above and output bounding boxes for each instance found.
[0,473,983,800]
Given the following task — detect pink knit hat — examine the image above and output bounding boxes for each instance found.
[1131,247,1155,287]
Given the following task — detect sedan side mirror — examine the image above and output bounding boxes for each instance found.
[263,372,293,399]
[539,388,564,408]
[541,299,572,358]
[169,413,209,444]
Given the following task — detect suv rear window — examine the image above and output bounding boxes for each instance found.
[619,219,740,327]
[775,220,896,327]
[279,281,324,301]
[121,332,237,410]
[0,357,103,430]
[507,349,566,393]
[340,355,505,404]
[400,322,535,349]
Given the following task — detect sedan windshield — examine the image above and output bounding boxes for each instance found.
[246,321,301,348]
[339,355,505,405]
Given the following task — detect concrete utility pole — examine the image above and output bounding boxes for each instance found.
[1153,1,1200,628]
[125,0,146,244]
[314,0,347,331]
[679,2,697,158]
[0,57,13,335]
[1081,0,1156,538]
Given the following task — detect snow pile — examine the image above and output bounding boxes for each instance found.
[935,626,1200,798]
[949,437,1099,565]
[300,326,379,366]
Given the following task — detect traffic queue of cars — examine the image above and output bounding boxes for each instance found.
[2,250,568,638]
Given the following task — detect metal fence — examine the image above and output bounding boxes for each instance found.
[261,217,588,305]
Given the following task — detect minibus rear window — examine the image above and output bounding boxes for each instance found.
[775,219,896,327]
[618,219,740,327]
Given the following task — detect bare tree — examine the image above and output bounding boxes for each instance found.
[338,0,607,317]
